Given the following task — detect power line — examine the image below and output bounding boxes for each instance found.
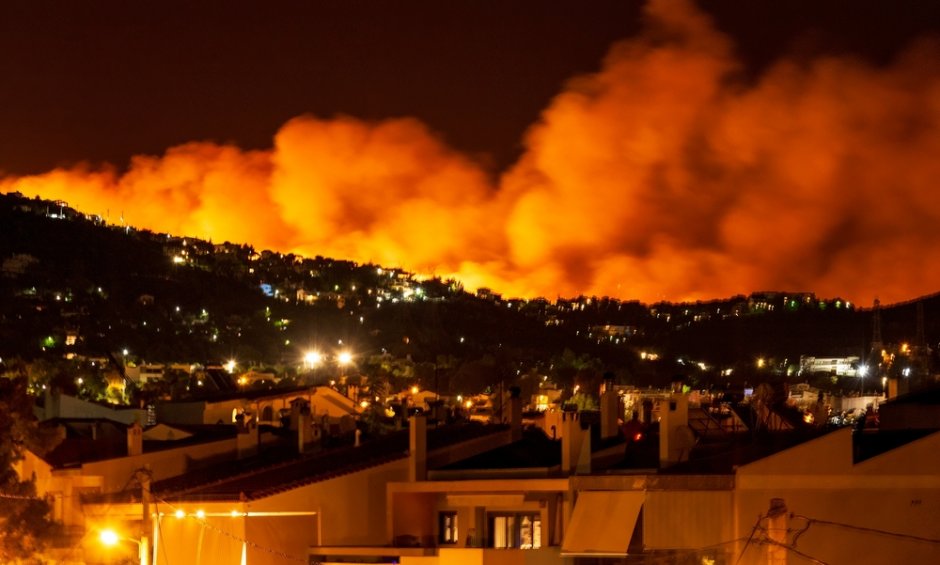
[151,494,308,564]
[0,491,46,501]
[759,538,830,565]
[634,537,751,565]
[735,514,765,565]
[791,513,940,546]
[9,466,307,564]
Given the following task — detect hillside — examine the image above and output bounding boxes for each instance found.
[2,191,938,395]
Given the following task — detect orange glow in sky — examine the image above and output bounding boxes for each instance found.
[3,0,939,305]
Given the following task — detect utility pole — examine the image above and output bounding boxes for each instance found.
[865,299,886,397]
[137,466,153,565]
[766,498,788,565]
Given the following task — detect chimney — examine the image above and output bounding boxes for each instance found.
[297,408,311,454]
[561,411,591,474]
[236,413,259,459]
[127,421,143,457]
[600,385,620,440]
[510,386,522,442]
[44,387,61,420]
[659,393,693,468]
[641,399,653,424]
[290,398,308,431]
[409,414,427,481]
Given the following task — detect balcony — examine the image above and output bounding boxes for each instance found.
[308,545,561,565]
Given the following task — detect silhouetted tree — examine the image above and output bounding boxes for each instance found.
[0,367,55,561]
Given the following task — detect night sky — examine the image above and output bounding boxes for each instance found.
[2,0,940,304]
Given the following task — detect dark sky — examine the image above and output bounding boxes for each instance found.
[3,0,940,304]
[1,0,938,176]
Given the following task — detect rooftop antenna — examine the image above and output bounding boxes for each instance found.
[912,301,931,385]
[870,298,883,356]
[871,298,884,355]
[915,301,926,349]
[866,298,885,390]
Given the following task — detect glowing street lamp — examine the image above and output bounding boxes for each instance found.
[304,351,323,369]
[99,527,149,565]
[337,351,353,366]
[99,529,120,547]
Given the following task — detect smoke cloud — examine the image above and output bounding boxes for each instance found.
[4,0,939,304]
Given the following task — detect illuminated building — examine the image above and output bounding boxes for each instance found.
[16,385,940,564]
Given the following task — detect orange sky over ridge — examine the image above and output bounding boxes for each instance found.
[3,0,940,305]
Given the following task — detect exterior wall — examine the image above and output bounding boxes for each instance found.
[831,394,884,414]
[248,457,410,562]
[201,398,250,425]
[735,429,940,565]
[879,403,940,430]
[246,515,315,565]
[427,429,512,472]
[151,503,247,565]
[255,396,295,425]
[81,437,236,492]
[16,451,103,527]
[643,490,733,550]
[75,432,515,564]
[21,437,238,526]
[389,479,569,556]
[155,400,209,425]
[157,387,356,427]
[392,492,438,545]
[311,386,359,418]
[400,547,562,565]
[42,391,147,424]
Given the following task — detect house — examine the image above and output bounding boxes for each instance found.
[21,384,940,565]
[877,387,940,430]
[38,388,148,425]
[16,420,239,535]
[734,427,940,564]
[78,420,511,565]
[155,385,359,429]
[308,390,940,565]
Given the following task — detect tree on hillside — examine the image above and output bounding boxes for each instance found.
[0,367,55,561]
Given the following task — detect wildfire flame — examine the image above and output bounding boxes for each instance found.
[3,0,939,304]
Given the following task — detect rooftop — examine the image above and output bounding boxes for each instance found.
[37,420,237,469]
[87,421,506,503]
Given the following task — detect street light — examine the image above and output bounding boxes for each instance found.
[304,350,323,369]
[336,350,353,384]
[99,529,120,546]
[99,527,149,565]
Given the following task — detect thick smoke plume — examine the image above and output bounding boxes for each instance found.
[4,0,939,304]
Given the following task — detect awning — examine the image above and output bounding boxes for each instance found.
[561,490,644,556]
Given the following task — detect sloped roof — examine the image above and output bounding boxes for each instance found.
[37,421,236,469]
[114,422,506,502]
[881,385,940,406]
[438,427,561,470]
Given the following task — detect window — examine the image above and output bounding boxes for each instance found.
[488,512,541,549]
[439,511,458,545]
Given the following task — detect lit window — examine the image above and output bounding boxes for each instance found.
[488,513,541,549]
[439,511,458,545]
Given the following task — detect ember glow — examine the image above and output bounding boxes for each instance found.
[3,0,939,304]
